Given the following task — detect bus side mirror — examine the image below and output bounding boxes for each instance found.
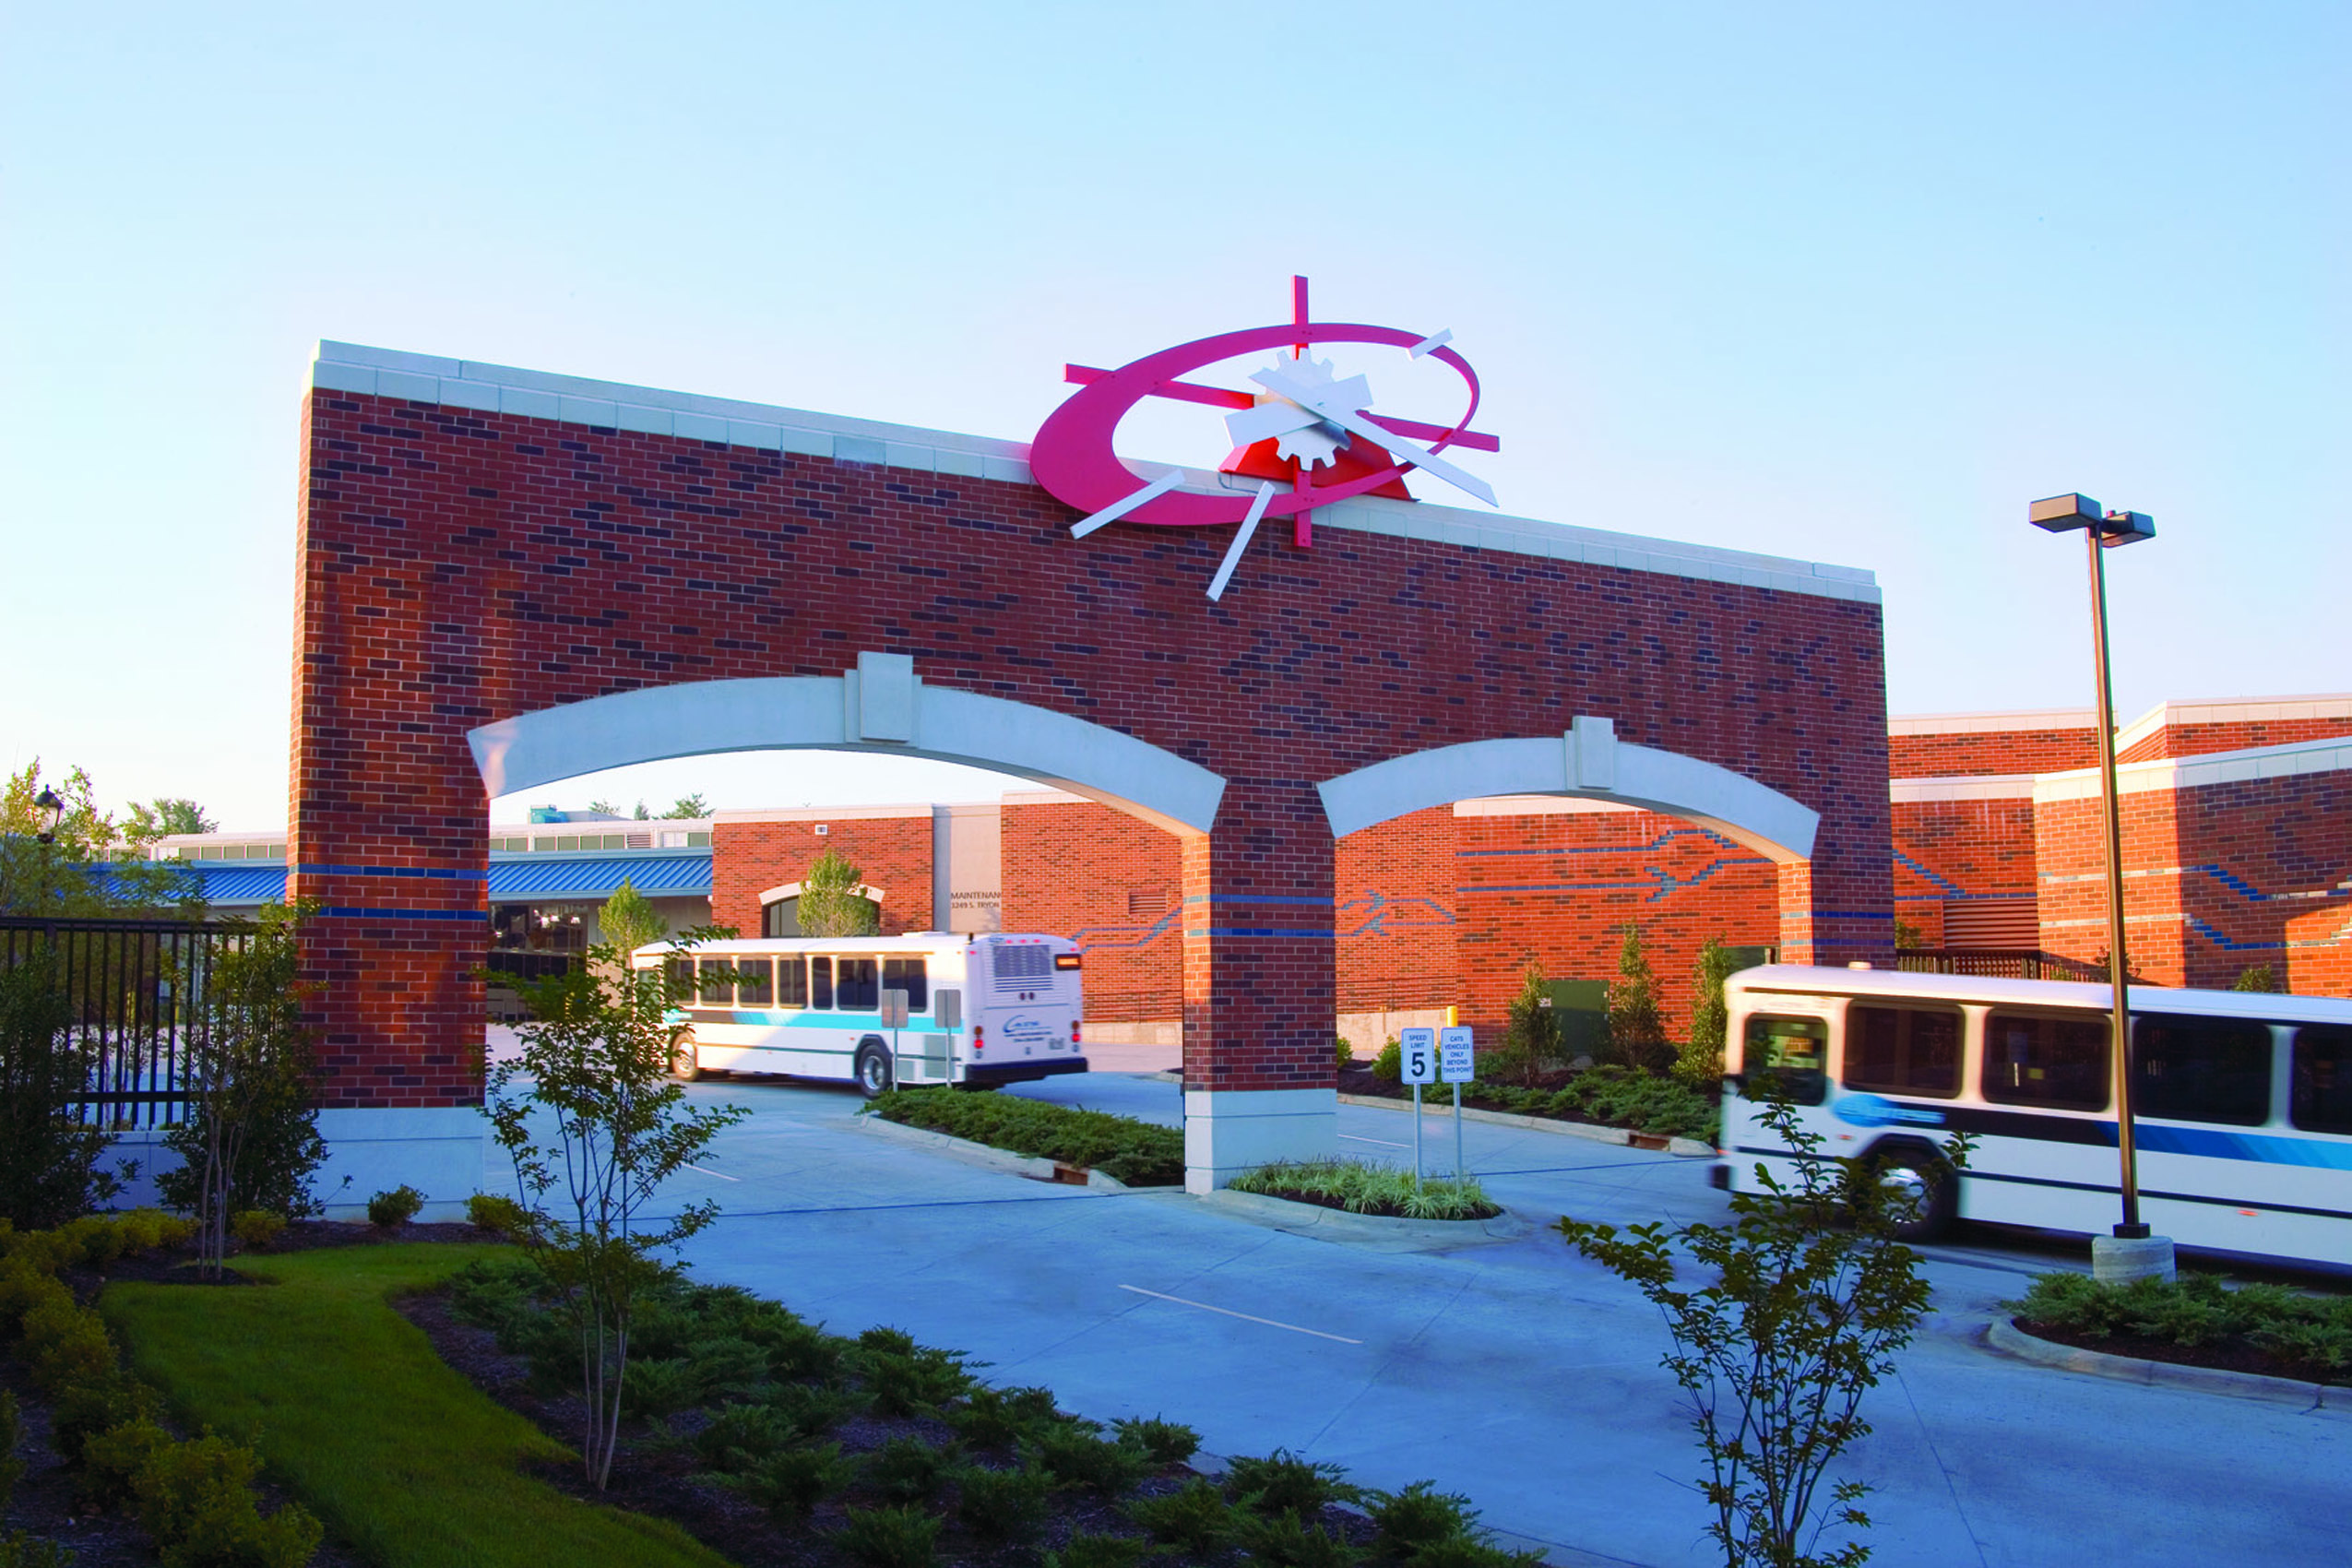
[934,990,961,1028]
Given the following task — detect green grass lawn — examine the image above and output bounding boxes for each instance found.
[100,1243,736,1568]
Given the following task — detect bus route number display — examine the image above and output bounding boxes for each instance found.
[1399,1027,1438,1085]
[1439,1026,1474,1084]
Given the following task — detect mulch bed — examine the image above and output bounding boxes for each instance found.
[1237,1187,1503,1222]
[2011,1317,2351,1389]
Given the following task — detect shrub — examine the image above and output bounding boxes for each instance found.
[857,1342,976,1418]
[1367,1480,1481,1557]
[2010,1270,2352,1372]
[116,1207,172,1253]
[728,1442,858,1521]
[0,1392,20,1515]
[694,1402,804,1472]
[864,1090,1183,1187]
[1408,1538,1550,1568]
[64,1214,125,1267]
[953,1462,1051,1542]
[80,1416,173,1509]
[761,1381,863,1439]
[1676,936,1738,1085]
[1025,1423,1152,1496]
[1042,1532,1153,1568]
[835,1503,941,1568]
[464,1192,533,1239]
[132,1430,324,1568]
[1226,1448,1359,1515]
[947,1384,1062,1451]
[230,1211,286,1252]
[1227,1159,1499,1222]
[52,1374,161,1467]
[0,951,129,1230]
[0,1528,76,1567]
[0,1258,73,1336]
[1372,1038,1401,1083]
[1231,1507,1367,1568]
[618,1357,705,1421]
[1123,1475,1235,1553]
[1334,1036,1355,1070]
[1602,925,1669,1074]
[366,1184,424,1229]
[1112,1414,1200,1464]
[1497,959,1563,1087]
[23,1295,115,1396]
[866,1435,960,1506]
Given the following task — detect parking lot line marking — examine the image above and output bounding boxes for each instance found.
[1339,1133,1408,1148]
[683,1162,742,1182]
[1118,1285,1363,1344]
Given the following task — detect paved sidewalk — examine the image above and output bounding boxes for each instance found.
[645,1073,2350,1568]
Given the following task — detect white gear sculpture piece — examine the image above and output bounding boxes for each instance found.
[1223,353,1374,471]
[1265,356,1348,469]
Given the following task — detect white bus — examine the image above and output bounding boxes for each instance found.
[1717,965,2352,1265]
[635,932,1087,1097]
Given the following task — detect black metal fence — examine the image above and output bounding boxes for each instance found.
[1894,946,2111,984]
[0,914,254,1128]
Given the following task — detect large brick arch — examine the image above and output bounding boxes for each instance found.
[290,343,1894,1189]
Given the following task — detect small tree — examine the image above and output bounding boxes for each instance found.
[485,939,750,1490]
[1675,936,1739,1085]
[798,848,880,938]
[0,760,200,916]
[122,798,217,845]
[1561,1103,1970,1568]
[1891,919,1923,952]
[2230,964,2280,993]
[1604,924,1670,1075]
[1496,958,1562,1087]
[598,878,670,959]
[160,903,328,1277]
[661,793,711,819]
[0,950,132,1229]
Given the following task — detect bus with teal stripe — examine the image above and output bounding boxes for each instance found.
[636,932,1087,1097]
[1717,966,2352,1265]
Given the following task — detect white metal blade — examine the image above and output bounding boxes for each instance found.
[1250,365,1497,507]
[1206,481,1276,601]
[1069,468,1189,538]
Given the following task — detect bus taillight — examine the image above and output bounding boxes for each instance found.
[1071,1021,1082,1045]
[971,1024,984,1056]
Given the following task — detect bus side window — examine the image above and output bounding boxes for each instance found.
[809,957,833,1010]
[1982,1012,2108,1111]
[778,957,808,1008]
[2133,1015,2270,1125]
[1845,1007,1961,1098]
[737,958,774,1008]
[697,959,733,1007]
[883,956,928,1012]
[664,956,693,996]
[837,958,879,1011]
[2290,1025,2352,1134]
[1742,1016,1827,1106]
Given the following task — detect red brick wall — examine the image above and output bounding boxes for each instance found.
[1335,808,1457,1013]
[1452,809,1778,1039]
[1889,728,2097,778]
[2117,717,2352,764]
[999,800,1180,1023]
[712,816,934,936]
[291,386,1892,1107]
[2034,770,2351,994]
[1892,796,2038,946]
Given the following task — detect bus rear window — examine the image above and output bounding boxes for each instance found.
[1983,1012,2108,1111]
[1845,1006,1961,1098]
[1743,1016,1827,1105]
[2133,1015,2271,1126]
[837,957,879,1011]
[883,956,928,1012]
[2291,1025,2352,1134]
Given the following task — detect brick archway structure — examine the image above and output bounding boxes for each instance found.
[291,342,1894,1194]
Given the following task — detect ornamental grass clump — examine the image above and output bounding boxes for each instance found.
[1227,1159,1501,1221]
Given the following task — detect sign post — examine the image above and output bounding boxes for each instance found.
[1399,1027,1437,1191]
[1439,1025,1474,1179]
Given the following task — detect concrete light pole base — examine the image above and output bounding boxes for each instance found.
[2091,1233,2177,1285]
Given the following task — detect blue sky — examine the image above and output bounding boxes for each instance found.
[3,2,2344,830]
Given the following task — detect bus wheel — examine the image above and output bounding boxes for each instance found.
[854,1042,893,1099]
[671,1037,702,1083]
[1868,1149,1954,1242]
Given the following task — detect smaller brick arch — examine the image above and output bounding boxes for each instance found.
[1316,719,1821,862]
[466,655,1226,837]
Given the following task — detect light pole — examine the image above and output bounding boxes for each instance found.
[2028,493,2173,1284]
[33,787,65,843]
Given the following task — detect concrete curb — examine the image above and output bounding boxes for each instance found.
[1334,1091,1717,1158]
[849,1112,1133,1191]
[1982,1316,2350,1408]
[1197,1187,1535,1250]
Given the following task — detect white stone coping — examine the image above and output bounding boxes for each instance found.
[309,340,1879,603]
[1452,794,1639,817]
[1891,773,2040,802]
[714,802,942,825]
[2032,734,2352,802]
[1887,707,2096,735]
[2111,694,2352,757]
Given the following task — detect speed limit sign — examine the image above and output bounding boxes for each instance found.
[1399,1027,1438,1085]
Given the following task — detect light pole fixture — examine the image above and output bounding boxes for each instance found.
[32,787,65,844]
[2029,493,2167,1274]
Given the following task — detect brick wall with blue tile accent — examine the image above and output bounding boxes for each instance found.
[290,380,1892,1109]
